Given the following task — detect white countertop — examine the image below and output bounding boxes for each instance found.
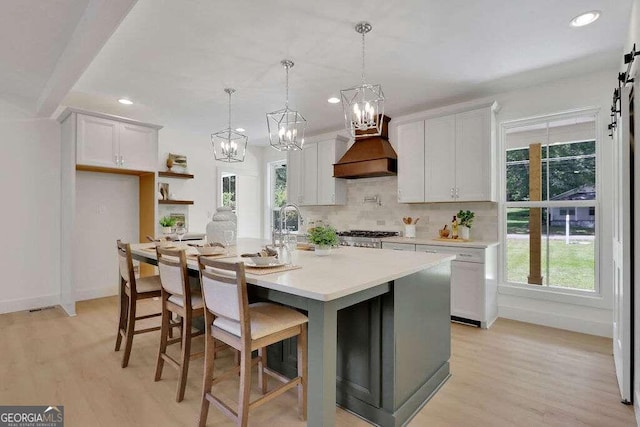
[131,238,454,302]
[381,236,499,249]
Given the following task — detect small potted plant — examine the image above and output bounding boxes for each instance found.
[457,210,474,240]
[307,224,338,256]
[159,216,176,234]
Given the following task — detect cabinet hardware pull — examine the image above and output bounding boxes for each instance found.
[450,188,454,198]
[459,253,472,257]
[455,187,459,198]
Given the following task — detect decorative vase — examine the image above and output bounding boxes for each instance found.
[314,245,331,256]
[459,225,470,240]
[162,226,173,234]
[206,206,238,244]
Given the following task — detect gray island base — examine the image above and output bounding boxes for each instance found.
[256,263,452,426]
[130,241,452,427]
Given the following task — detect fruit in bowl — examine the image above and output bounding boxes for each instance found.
[439,225,450,238]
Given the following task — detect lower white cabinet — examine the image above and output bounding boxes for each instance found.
[382,241,498,328]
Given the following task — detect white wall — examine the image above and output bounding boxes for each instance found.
[74,171,139,301]
[0,119,61,314]
[157,127,262,238]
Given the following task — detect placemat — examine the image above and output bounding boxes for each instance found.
[186,252,235,260]
[244,264,302,275]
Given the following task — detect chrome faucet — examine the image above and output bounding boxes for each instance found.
[273,203,304,247]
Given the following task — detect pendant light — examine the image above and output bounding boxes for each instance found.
[340,21,385,138]
[211,88,247,163]
[267,59,307,151]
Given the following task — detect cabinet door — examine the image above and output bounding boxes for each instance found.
[317,139,347,205]
[118,122,157,172]
[455,108,494,201]
[450,260,483,321]
[424,115,456,202]
[300,143,318,205]
[76,114,118,167]
[397,121,425,202]
[287,149,303,205]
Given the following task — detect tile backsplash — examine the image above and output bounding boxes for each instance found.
[300,176,498,242]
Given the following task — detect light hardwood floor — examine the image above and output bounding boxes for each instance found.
[0,297,635,426]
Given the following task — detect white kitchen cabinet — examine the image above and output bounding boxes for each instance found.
[455,108,494,201]
[416,243,498,328]
[76,113,159,172]
[287,149,302,205]
[395,102,497,203]
[424,115,456,202]
[77,114,119,168]
[301,144,318,205]
[397,121,425,203]
[288,136,347,206]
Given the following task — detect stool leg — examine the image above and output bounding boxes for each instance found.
[297,324,308,421]
[237,349,252,427]
[114,283,127,351]
[258,347,268,394]
[176,313,192,402]
[155,302,170,381]
[121,294,136,368]
[198,321,215,427]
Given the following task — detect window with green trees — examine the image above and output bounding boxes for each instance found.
[504,113,597,292]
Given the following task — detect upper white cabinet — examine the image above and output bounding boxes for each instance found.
[397,120,425,203]
[76,113,159,172]
[287,136,348,206]
[396,102,497,203]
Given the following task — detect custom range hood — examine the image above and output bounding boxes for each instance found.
[333,115,397,179]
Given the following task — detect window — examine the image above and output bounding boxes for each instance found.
[221,173,236,211]
[269,161,298,232]
[503,113,597,292]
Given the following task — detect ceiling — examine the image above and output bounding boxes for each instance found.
[63,0,632,143]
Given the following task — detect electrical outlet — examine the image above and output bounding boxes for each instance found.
[376,220,386,226]
[97,205,107,214]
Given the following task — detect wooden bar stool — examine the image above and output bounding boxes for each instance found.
[155,246,205,402]
[197,257,308,427]
[115,240,163,368]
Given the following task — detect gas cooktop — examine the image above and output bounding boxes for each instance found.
[338,230,399,238]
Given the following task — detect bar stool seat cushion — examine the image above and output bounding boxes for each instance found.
[213,302,308,340]
[126,275,162,294]
[168,292,204,309]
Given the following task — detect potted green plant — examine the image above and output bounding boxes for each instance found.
[307,224,338,256]
[457,210,474,240]
[159,216,176,234]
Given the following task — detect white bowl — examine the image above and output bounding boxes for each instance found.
[250,256,278,266]
[196,246,225,256]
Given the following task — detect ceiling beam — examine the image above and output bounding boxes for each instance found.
[36,0,138,118]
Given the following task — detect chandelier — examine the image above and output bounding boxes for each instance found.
[267,59,307,151]
[341,21,385,138]
[211,88,247,163]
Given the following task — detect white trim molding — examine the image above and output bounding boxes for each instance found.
[0,294,61,316]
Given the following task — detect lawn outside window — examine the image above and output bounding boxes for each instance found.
[501,111,598,294]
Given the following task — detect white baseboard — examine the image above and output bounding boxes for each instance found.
[499,304,612,337]
[635,391,640,427]
[0,294,60,315]
[74,285,118,302]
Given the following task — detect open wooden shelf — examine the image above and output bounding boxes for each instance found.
[158,199,194,205]
[158,171,194,179]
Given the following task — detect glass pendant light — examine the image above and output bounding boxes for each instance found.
[267,59,307,151]
[211,88,247,163]
[341,21,385,138]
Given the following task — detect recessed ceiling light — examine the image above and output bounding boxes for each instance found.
[118,98,133,105]
[235,127,246,132]
[570,10,600,27]
[328,97,341,104]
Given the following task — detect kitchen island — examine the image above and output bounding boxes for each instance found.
[131,239,453,427]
